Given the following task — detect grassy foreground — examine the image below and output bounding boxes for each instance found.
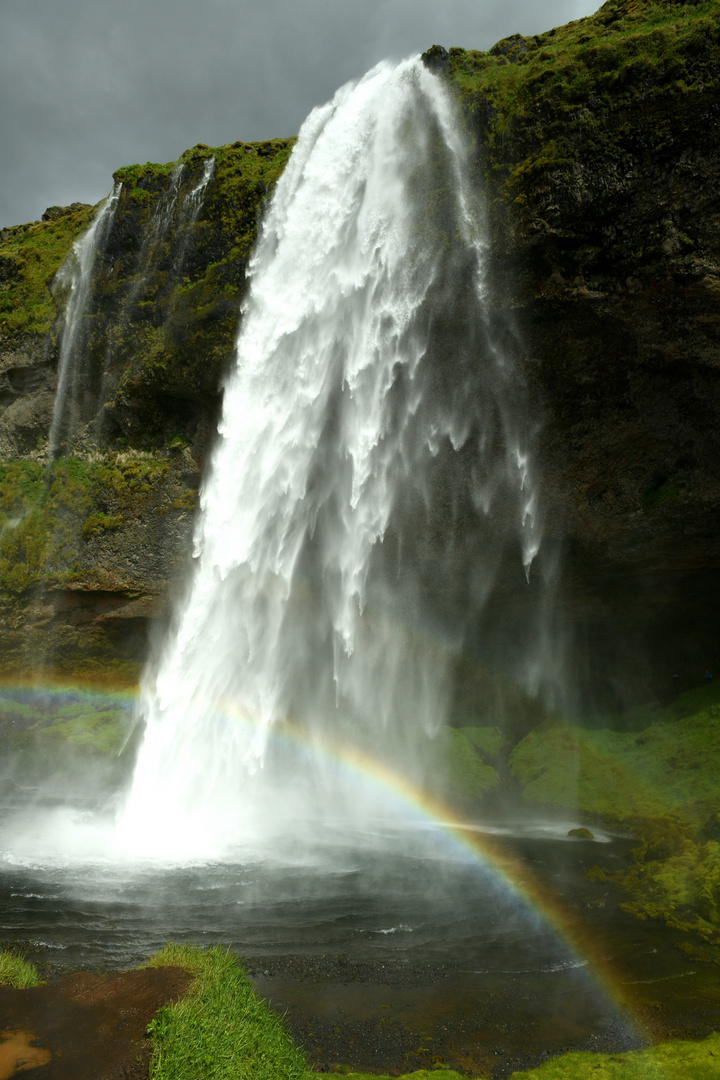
[2,944,720,1077]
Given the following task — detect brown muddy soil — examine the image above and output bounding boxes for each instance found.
[0,966,191,1080]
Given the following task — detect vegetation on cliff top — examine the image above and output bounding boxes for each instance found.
[3,0,716,453]
[0,204,95,340]
[446,0,720,204]
[0,136,295,425]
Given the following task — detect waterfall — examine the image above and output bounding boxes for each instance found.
[183,155,215,220]
[49,184,121,453]
[118,58,548,858]
[168,155,215,283]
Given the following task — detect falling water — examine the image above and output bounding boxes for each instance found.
[183,155,215,220]
[168,155,215,282]
[49,184,121,453]
[119,58,548,858]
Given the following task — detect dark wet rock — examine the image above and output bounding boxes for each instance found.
[41,203,92,222]
[421,45,449,73]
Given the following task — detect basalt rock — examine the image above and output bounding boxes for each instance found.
[447,0,720,707]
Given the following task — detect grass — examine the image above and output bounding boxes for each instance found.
[142,944,308,1080]
[509,681,720,823]
[2,943,720,1079]
[0,203,96,338]
[432,725,503,802]
[140,947,720,1079]
[0,949,42,988]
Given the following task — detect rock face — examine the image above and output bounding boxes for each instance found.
[0,0,718,706]
[447,0,720,706]
[0,143,293,679]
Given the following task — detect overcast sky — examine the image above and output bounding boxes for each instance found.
[1,0,601,228]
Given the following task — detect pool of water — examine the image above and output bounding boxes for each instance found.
[1,805,717,1074]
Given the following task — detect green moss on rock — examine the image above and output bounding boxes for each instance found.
[506,1031,720,1079]
[510,683,720,942]
[447,0,720,210]
[95,138,295,448]
[429,725,505,804]
[0,203,96,341]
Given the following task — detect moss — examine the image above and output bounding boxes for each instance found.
[505,1031,720,1079]
[0,203,96,341]
[81,510,124,538]
[510,682,720,942]
[509,684,720,823]
[113,160,180,188]
[0,685,136,752]
[445,0,720,288]
[430,725,503,803]
[0,451,189,593]
[67,137,295,448]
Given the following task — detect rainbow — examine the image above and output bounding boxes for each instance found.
[251,717,650,1038]
[0,676,648,1037]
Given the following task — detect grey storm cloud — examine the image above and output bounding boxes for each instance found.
[1,0,601,228]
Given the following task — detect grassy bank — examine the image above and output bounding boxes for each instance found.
[142,945,308,1080]
[140,946,720,1079]
[2,944,720,1078]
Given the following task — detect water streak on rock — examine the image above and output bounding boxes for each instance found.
[49,184,121,453]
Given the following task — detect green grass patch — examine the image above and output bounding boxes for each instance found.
[142,944,308,1080]
[432,726,503,803]
[339,1072,467,1079]
[0,948,42,988]
[509,685,720,823]
[0,685,136,756]
[31,704,133,755]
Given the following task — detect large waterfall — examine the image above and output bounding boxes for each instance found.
[118,58,547,858]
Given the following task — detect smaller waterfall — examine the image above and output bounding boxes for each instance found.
[183,156,215,220]
[130,162,185,282]
[49,184,121,453]
[169,156,215,280]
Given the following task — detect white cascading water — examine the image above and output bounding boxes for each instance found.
[49,183,121,452]
[118,58,545,859]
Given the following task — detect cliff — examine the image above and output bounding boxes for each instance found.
[0,140,293,677]
[448,0,720,706]
[0,0,718,702]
